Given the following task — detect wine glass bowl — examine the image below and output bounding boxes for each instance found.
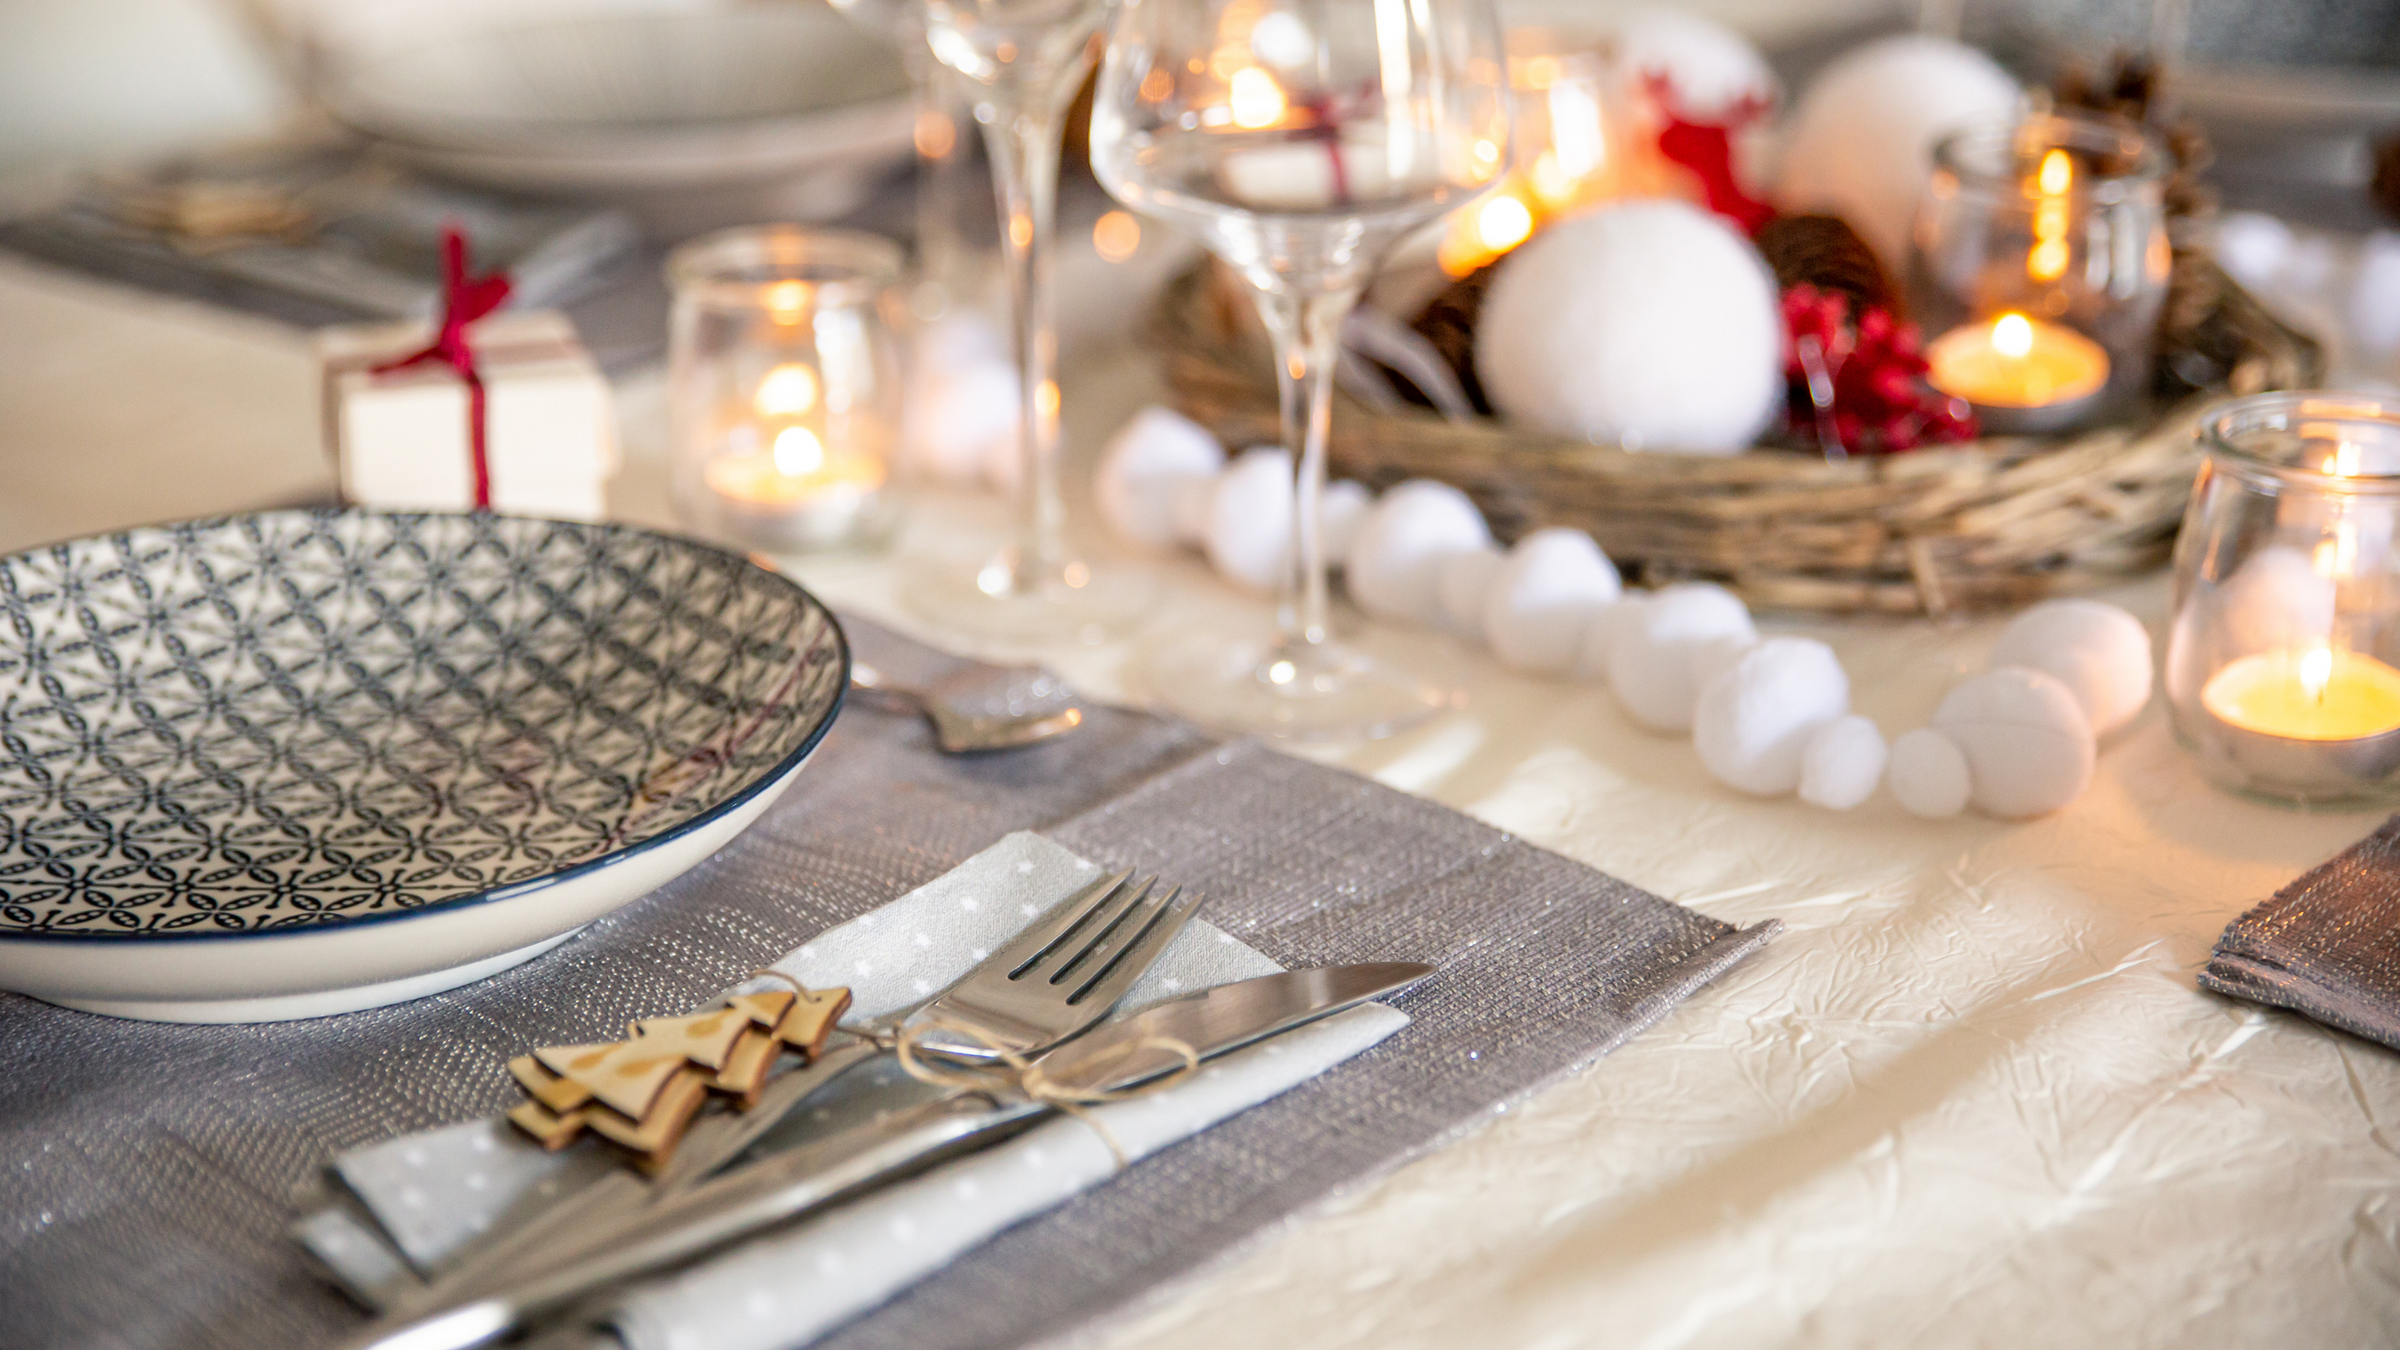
[1092,0,1508,738]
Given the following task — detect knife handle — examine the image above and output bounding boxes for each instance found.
[337,1098,1047,1350]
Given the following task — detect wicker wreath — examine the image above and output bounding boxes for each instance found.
[1155,254,2321,617]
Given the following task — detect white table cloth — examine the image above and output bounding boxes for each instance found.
[0,249,2389,1348]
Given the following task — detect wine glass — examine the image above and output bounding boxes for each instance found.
[1090,0,1509,738]
[903,0,1154,643]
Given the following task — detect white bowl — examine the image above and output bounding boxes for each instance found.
[327,8,917,203]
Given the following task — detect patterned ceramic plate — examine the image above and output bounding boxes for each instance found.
[0,511,847,1022]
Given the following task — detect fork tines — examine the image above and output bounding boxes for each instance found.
[1007,869,1204,1008]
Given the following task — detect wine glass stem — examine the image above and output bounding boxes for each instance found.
[980,93,1070,593]
[1253,284,1362,654]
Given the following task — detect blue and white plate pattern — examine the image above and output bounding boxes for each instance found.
[0,511,845,1019]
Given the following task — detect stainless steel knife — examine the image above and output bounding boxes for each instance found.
[338,962,1431,1350]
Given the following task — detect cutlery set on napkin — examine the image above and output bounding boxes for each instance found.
[301,833,1427,1350]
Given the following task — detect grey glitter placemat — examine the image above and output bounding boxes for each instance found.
[2202,813,2400,1051]
[0,614,1776,1350]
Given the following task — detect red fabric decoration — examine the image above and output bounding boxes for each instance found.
[1643,72,1775,236]
[1781,284,1976,455]
[372,227,513,509]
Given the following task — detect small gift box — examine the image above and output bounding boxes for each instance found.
[319,231,616,520]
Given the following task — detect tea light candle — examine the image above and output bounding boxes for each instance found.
[2199,646,2400,795]
[702,419,889,552]
[1925,311,2110,434]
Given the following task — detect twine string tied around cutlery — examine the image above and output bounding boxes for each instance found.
[887,1015,1201,1169]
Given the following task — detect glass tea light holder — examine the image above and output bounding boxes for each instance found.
[1437,29,1620,277]
[1909,111,2171,435]
[668,226,905,554]
[2166,393,2400,806]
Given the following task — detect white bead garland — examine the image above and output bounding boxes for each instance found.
[1693,637,1850,795]
[1480,528,1622,676]
[1930,667,2095,819]
[1608,583,1758,732]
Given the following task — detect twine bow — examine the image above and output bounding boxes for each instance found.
[740,969,1203,1167]
[891,1015,1201,1169]
[373,226,512,509]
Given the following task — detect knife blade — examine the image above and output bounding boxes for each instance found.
[340,962,1430,1350]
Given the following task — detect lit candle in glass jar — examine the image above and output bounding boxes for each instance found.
[2198,645,2400,795]
[699,362,890,551]
[1924,311,2111,434]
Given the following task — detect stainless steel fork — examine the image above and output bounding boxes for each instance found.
[384,866,1200,1316]
[652,865,1198,1189]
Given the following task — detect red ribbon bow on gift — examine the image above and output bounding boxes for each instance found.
[373,227,512,509]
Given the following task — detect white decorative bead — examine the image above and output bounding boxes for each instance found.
[1482,529,1622,675]
[1094,406,1226,549]
[1435,545,1505,640]
[1931,667,2096,819]
[1476,201,1784,455]
[1887,727,1971,819]
[1989,598,2153,737]
[1202,447,1294,595]
[1607,583,1757,732]
[1776,35,2021,271]
[1693,637,1851,795]
[1798,714,1888,811]
[1320,480,1372,562]
[1689,631,1759,694]
[1343,479,1492,626]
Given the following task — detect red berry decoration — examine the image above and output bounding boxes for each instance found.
[1780,284,1977,456]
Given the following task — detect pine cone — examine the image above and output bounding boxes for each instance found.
[1407,266,1498,416]
[1754,214,1896,318]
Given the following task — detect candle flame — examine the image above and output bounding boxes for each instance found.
[772,426,824,477]
[2038,149,2072,196]
[765,281,811,326]
[2303,645,2335,704]
[1476,194,1534,252]
[1992,312,2034,359]
[754,364,820,417]
[1229,67,1286,130]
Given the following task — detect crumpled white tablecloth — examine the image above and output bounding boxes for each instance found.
[2,250,2392,1348]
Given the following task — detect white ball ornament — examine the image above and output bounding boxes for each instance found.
[1436,546,1505,639]
[1608,7,1779,120]
[1202,447,1294,595]
[1320,479,1371,562]
[1344,479,1491,625]
[1608,583,1758,732]
[1931,667,2096,819]
[1476,201,1784,454]
[1482,529,1623,675]
[1693,637,1851,796]
[1887,728,1971,819]
[1989,598,2154,738]
[1095,406,1226,549]
[1777,35,2021,272]
[1799,715,1888,811]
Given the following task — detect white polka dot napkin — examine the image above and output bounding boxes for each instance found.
[308,831,1407,1349]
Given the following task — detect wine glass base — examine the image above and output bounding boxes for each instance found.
[902,557,1154,647]
[1140,630,1453,742]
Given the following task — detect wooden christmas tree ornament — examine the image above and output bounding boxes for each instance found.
[505,982,854,1169]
